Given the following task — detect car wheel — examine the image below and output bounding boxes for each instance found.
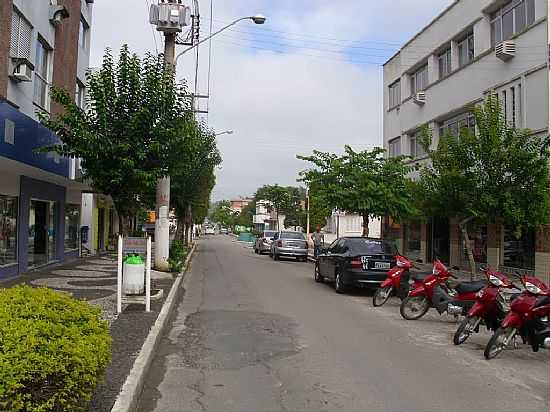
[334,269,347,294]
[314,262,324,283]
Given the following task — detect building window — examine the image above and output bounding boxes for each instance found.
[65,205,80,251]
[410,64,428,96]
[0,195,18,266]
[458,32,474,67]
[461,222,487,268]
[439,113,476,140]
[79,17,88,50]
[34,38,50,109]
[10,9,32,59]
[438,48,452,79]
[75,80,85,109]
[388,137,401,158]
[409,133,426,159]
[491,0,536,46]
[388,80,401,109]
[503,226,535,270]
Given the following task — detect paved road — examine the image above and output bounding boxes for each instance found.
[137,236,550,412]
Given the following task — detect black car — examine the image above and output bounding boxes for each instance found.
[315,237,398,294]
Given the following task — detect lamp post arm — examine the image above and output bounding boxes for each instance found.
[175,17,249,65]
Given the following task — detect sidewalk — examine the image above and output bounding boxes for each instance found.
[0,255,179,412]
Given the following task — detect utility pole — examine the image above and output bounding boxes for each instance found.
[306,188,310,239]
[149,1,191,271]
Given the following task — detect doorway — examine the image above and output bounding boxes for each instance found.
[427,217,450,264]
[98,208,105,252]
[28,200,57,268]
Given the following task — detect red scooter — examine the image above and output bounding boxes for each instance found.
[400,260,486,320]
[484,274,550,359]
[373,255,424,307]
[453,268,518,345]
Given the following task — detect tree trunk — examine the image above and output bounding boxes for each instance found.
[459,217,476,280]
[119,215,131,237]
[362,214,370,237]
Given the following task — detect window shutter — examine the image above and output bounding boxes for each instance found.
[9,11,32,59]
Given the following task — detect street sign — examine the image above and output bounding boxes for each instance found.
[123,237,147,255]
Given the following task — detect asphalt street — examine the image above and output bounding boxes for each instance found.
[137,236,550,412]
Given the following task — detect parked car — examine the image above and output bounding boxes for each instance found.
[314,237,398,293]
[270,231,308,261]
[205,226,215,235]
[254,230,277,254]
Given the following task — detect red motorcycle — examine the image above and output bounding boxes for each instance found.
[373,255,424,307]
[484,274,550,360]
[400,260,486,321]
[453,268,518,345]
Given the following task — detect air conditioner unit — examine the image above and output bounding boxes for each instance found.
[414,91,426,105]
[495,40,515,61]
[9,59,33,82]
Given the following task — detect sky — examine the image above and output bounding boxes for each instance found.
[90,0,452,201]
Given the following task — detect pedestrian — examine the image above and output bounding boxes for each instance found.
[311,225,324,258]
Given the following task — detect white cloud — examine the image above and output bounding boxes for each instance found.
[89,0,452,201]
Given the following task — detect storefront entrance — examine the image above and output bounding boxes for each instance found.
[28,199,57,268]
[428,218,450,264]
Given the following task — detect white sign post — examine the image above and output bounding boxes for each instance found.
[117,235,152,313]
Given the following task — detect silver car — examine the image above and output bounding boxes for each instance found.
[254,230,277,254]
[270,231,308,262]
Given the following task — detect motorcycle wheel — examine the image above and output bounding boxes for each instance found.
[400,296,430,320]
[453,316,479,345]
[373,286,393,307]
[484,327,516,360]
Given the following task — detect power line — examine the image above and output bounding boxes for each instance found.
[206,0,214,123]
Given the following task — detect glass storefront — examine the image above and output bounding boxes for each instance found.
[503,226,535,270]
[0,195,18,266]
[461,222,487,268]
[382,216,402,253]
[28,200,57,268]
[65,204,80,251]
[404,221,422,261]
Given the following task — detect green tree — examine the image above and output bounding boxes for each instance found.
[210,201,237,228]
[255,185,293,231]
[418,96,550,275]
[236,201,256,228]
[307,183,333,232]
[298,146,416,237]
[39,45,192,234]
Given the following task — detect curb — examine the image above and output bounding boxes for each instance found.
[110,242,197,412]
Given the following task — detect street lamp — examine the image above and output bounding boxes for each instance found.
[174,15,267,65]
[215,130,234,137]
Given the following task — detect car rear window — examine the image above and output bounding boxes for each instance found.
[281,232,305,240]
[264,231,277,238]
[348,238,397,255]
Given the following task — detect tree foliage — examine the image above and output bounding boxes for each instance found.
[298,146,416,236]
[255,185,307,230]
[418,96,550,274]
[209,200,237,228]
[39,45,196,232]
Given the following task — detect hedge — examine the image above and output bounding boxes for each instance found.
[0,286,111,411]
[169,240,189,273]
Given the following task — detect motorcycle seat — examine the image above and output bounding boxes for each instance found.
[534,296,550,308]
[455,280,486,294]
[411,273,429,281]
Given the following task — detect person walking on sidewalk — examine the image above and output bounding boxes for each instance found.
[311,226,324,259]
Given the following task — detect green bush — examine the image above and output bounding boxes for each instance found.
[169,240,189,273]
[0,286,111,412]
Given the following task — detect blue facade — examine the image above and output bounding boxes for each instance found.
[0,100,80,279]
[0,100,70,178]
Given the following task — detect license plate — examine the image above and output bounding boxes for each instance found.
[374,262,391,270]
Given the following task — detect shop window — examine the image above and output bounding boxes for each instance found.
[461,222,487,268]
[405,221,421,262]
[65,204,80,251]
[503,226,535,270]
[0,195,18,266]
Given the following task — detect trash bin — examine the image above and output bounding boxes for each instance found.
[123,255,145,295]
